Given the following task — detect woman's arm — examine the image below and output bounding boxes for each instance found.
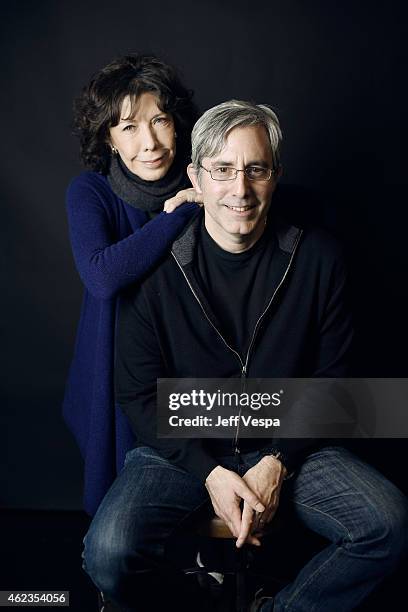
[66,173,198,299]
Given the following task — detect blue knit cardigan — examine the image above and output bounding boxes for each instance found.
[63,171,197,515]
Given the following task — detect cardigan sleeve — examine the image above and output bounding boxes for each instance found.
[66,173,198,300]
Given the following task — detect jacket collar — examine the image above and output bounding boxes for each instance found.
[171,207,302,265]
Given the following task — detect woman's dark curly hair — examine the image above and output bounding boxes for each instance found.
[73,54,198,174]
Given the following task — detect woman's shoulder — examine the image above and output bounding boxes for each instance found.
[66,171,121,214]
[67,170,110,196]
[65,171,148,229]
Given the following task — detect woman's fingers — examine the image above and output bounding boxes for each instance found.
[163,188,203,212]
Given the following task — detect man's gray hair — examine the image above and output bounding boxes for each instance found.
[191,99,282,172]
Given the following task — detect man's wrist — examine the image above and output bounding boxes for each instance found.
[261,454,288,477]
[260,448,294,479]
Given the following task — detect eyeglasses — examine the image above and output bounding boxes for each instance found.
[199,164,274,182]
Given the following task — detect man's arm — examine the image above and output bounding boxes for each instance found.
[264,247,354,470]
[238,243,354,543]
[115,284,219,481]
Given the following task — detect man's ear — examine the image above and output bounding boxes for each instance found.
[276,165,283,180]
[187,163,203,194]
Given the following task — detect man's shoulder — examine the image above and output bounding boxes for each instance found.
[139,208,203,286]
[302,224,344,252]
[271,214,345,263]
[123,250,182,305]
[291,226,349,292]
[291,222,347,270]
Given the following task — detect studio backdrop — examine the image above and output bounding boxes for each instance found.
[1,0,407,510]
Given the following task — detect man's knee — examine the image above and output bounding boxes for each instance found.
[358,489,408,571]
[82,519,156,597]
[379,497,408,566]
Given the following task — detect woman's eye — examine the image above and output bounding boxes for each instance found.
[122,124,136,132]
[154,116,170,126]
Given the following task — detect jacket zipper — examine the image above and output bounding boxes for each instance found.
[171,229,303,455]
[170,254,244,371]
[232,229,303,450]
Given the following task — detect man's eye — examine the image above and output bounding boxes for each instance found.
[248,166,264,175]
[213,167,230,174]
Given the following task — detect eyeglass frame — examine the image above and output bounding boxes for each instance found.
[199,163,277,182]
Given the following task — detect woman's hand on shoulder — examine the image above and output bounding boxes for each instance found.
[163,188,203,213]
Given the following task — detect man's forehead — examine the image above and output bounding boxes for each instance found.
[204,124,272,165]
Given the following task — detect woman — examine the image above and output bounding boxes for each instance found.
[63,54,199,516]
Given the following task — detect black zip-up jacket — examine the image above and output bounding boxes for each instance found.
[115,210,353,482]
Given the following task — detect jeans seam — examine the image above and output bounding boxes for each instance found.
[326,454,393,525]
[282,452,364,611]
[285,491,355,610]
[283,544,343,611]
[293,500,354,543]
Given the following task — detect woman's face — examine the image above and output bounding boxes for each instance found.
[109,92,176,180]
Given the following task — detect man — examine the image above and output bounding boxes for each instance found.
[83,101,408,611]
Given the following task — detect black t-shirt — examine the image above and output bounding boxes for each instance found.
[194,218,277,359]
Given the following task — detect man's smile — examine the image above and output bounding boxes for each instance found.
[223,203,257,215]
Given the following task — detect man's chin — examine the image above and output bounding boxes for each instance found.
[224,219,260,237]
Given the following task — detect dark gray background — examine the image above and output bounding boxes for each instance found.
[1,0,407,510]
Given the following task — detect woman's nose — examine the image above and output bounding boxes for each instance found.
[140,124,158,151]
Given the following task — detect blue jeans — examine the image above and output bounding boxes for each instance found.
[82,446,408,611]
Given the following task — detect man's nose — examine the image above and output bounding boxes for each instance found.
[232,170,250,198]
[140,124,158,151]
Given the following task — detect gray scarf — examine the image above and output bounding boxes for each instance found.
[107,154,189,213]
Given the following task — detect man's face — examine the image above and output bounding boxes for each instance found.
[188,125,279,246]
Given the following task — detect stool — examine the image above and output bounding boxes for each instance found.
[195,515,257,612]
[97,515,285,611]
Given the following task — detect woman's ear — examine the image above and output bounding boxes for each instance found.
[187,163,203,194]
[106,137,117,154]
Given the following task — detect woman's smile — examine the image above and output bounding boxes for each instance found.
[138,153,168,167]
